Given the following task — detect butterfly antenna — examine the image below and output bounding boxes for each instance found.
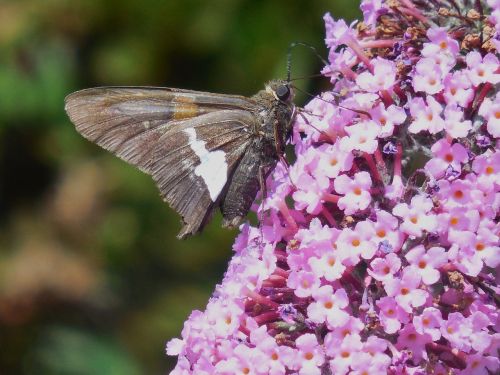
[287,42,328,82]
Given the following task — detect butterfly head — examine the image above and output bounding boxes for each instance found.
[265,80,294,104]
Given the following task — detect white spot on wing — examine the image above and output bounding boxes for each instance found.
[184,128,228,201]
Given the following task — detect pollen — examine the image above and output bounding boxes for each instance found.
[453,190,464,199]
[324,301,334,309]
[351,239,361,247]
[353,187,362,195]
[418,260,427,269]
[304,352,314,360]
[401,287,410,295]
[410,216,418,224]
[444,153,454,162]
[475,243,485,251]
[450,217,459,226]
[486,166,494,175]
[330,158,338,166]
[377,229,386,238]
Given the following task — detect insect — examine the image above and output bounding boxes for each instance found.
[64,80,296,239]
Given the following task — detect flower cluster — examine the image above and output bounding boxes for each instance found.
[167,1,499,374]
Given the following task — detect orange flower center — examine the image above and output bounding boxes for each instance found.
[418,260,427,269]
[444,153,454,163]
[352,239,361,247]
[401,287,410,295]
[377,229,386,238]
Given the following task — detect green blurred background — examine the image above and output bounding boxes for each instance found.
[0,1,358,373]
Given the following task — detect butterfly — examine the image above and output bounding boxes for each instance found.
[64,80,295,239]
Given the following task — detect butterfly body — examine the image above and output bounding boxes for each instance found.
[65,80,295,239]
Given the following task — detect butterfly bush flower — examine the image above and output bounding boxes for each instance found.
[167,1,500,373]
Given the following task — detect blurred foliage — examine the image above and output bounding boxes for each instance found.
[0,0,359,373]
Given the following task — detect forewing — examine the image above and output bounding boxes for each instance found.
[150,110,256,239]
[64,87,255,173]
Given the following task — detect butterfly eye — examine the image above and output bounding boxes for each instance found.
[276,84,290,101]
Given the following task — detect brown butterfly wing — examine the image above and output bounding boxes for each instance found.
[65,87,258,238]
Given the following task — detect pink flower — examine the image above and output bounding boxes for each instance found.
[287,270,320,298]
[472,151,500,188]
[371,210,403,252]
[422,27,460,57]
[327,333,363,374]
[340,121,379,154]
[334,172,372,214]
[413,307,443,340]
[425,138,469,179]
[405,245,447,285]
[368,252,401,282]
[324,13,356,49]
[408,96,445,134]
[295,333,324,375]
[337,221,378,265]
[466,51,500,86]
[377,296,409,334]
[308,246,346,281]
[393,195,438,237]
[436,179,473,208]
[396,323,432,362]
[356,57,396,92]
[314,141,353,179]
[307,285,350,328]
[384,268,428,312]
[360,0,385,28]
[249,326,297,374]
[412,57,444,94]
[292,172,329,215]
[369,102,407,138]
[441,312,472,351]
[443,71,474,107]
[478,92,500,138]
[460,354,499,375]
[443,104,472,139]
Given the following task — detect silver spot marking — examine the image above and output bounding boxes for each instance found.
[184,128,228,201]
